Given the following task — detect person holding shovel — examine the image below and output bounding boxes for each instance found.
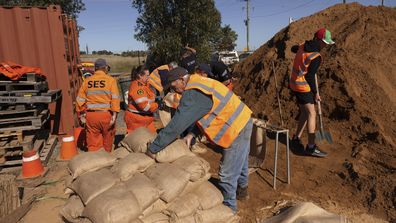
[289,28,335,158]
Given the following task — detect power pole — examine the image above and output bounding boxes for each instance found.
[244,0,250,52]
[381,0,384,6]
[86,44,89,54]
[343,0,346,3]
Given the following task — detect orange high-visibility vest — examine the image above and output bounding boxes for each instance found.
[76,70,120,112]
[127,79,158,115]
[148,65,169,93]
[171,93,181,109]
[185,75,252,148]
[289,44,321,93]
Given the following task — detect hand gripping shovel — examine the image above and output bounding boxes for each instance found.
[314,75,333,144]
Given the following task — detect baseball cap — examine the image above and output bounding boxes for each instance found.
[315,28,335,45]
[94,58,108,68]
[197,63,213,76]
[163,67,188,90]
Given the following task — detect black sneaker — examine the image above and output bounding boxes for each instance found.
[305,145,328,158]
[291,136,304,152]
[236,186,249,201]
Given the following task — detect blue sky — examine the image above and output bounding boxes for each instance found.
[78,0,395,53]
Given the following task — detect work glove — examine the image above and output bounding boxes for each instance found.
[157,100,166,111]
[109,113,117,126]
[79,113,86,125]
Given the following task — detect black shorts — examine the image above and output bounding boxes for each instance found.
[293,91,315,105]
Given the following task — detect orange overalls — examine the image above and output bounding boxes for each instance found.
[76,70,120,152]
[124,79,158,133]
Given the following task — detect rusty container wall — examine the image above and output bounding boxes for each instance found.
[0,5,81,135]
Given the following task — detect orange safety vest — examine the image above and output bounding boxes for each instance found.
[185,75,252,148]
[148,65,169,93]
[289,44,321,93]
[76,70,120,112]
[127,79,158,115]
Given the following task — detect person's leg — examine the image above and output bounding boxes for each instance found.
[86,112,104,152]
[100,112,115,153]
[305,103,316,145]
[295,104,308,138]
[236,119,253,200]
[218,121,252,213]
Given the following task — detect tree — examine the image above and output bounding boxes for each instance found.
[132,0,237,65]
[213,25,238,52]
[0,0,85,18]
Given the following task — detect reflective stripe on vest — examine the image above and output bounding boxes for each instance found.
[87,103,111,109]
[149,65,168,93]
[289,44,321,93]
[185,75,252,148]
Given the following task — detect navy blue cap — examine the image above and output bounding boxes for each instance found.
[163,67,188,90]
[94,58,108,69]
[197,63,213,76]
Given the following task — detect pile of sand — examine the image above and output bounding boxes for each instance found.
[233,3,396,221]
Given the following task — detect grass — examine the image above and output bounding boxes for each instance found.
[81,54,146,74]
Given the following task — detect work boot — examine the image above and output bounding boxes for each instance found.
[236,186,249,201]
[290,135,304,153]
[305,144,328,158]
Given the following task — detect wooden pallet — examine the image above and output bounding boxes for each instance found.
[0,73,45,82]
[0,89,62,104]
[0,135,57,168]
[0,131,23,144]
[0,110,49,132]
[0,108,45,122]
[0,81,48,94]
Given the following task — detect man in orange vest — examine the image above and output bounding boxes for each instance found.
[147,67,253,213]
[125,65,159,133]
[76,59,120,152]
[148,61,178,98]
[289,28,335,158]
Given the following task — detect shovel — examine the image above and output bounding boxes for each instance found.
[314,75,333,144]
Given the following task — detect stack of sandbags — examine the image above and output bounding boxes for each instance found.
[61,127,239,223]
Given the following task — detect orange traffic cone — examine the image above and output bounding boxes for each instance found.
[60,135,78,160]
[22,150,44,178]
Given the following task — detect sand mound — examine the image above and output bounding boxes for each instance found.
[234,3,396,221]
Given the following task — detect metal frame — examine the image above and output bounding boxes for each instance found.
[265,124,290,189]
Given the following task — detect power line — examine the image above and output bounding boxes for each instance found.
[251,0,316,18]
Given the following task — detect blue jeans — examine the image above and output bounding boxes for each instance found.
[218,118,253,212]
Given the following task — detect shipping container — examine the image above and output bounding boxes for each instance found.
[0,5,81,135]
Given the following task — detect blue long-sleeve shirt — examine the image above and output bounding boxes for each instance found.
[148,89,213,153]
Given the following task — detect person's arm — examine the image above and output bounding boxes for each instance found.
[305,57,321,94]
[76,81,87,112]
[185,45,196,54]
[110,78,120,113]
[148,89,213,153]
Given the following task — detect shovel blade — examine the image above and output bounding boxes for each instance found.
[315,130,333,144]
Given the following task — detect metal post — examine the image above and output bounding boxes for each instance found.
[273,132,279,189]
[245,0,250,51]
[286,130,290,184]
[381,0,384,6]
[138,50,141,66]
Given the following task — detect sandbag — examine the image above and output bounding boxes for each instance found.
[141,199,168,217]
[69,168,118,205]
[164,193,200,221]
[145,163,190,203]
[180,173,211,196]
[120,127,157,152]
[125,173,162,210]
[140,213,169,223]
[68,150,116,179]
[263,202,347,223]
[60,195,84,223]
[83,184,141,223]
[155,139,195,163]
[112,153,155,181]
[131,219,144,223]
[193,181,223,210]
[158,110,172,128]
[173,155,210,181]
[173,215,198,223]
[249,119,267,168]
[197,205,236,223]
[113,146,130,159]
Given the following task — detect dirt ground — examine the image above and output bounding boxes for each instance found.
[17,2,395,223]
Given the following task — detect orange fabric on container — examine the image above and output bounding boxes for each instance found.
[148,64,169,93]
[76,70,120,112]
[125,79,158,133]
[289,44,322,93]
[86,111,115,152]
[124,111,156,133]
[0,61,44,80]
[185,75,252,148]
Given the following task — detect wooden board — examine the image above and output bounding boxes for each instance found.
[0,110,49,132]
